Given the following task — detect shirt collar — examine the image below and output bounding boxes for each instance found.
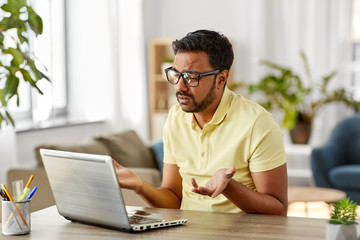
[185,87,233,129]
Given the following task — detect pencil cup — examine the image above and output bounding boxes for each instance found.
[2,200,31,235]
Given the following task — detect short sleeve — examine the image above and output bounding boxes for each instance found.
[248,111,286,172]
[163,107,177,165]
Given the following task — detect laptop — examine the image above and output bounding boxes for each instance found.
[40,148,188,232]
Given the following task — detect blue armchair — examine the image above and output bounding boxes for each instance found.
[311,114,360,203]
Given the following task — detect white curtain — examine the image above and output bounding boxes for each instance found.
[108,0,148,140]
[244,0,352,85]
[245,0,354,146]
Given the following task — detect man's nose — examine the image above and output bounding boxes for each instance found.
[175,76,189,91]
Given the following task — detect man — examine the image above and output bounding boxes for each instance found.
[114,30,288,215]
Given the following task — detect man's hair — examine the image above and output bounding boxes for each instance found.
[172,30,234,71]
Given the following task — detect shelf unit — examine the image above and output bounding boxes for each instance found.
[148,38,175,140]
[148,38,235,140]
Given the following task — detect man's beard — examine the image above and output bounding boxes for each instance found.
[176,79,217,113]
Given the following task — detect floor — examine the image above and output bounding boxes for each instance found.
[288,201,332,218]
[288,201,360,220]
[287,177,359,219]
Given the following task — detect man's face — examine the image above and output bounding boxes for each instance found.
[172,51,218,113]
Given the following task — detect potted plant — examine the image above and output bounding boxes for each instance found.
[230,51,360,144]
[0,0,49,128]
[326,197,358,240]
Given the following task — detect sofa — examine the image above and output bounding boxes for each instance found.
[5,130,164,215]
[311,114,360,203]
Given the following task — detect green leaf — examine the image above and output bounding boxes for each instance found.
[27,7,43,35]
[0,18,9,31]
[321,71,337,93]
[0,112,3,127]
[300,50,312,84]
[8,47,24,66]
[4,75,19,100]
[17,25,28,44]
[20,68,44,94]
[0,32,4,47]
[0,89,7,107]
[6,15,22,29]
[1,4,17,14]
[23,56,50,83]
[8,0,27,10]
[5,110,15,127]
[35,68,50,82]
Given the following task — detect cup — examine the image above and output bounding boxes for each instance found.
[2,200,31,235]
[12,180,23,201]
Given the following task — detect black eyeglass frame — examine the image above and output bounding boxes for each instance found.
[165,67,221,87]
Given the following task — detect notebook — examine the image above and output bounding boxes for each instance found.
[40,148,188,232]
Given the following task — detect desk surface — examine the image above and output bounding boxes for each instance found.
[1,205,332,240]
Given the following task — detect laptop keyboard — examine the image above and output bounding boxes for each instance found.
[129,215,163,225]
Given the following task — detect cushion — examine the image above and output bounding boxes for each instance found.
[329,165,360,191]
[151,141,164,174]
[34,140,111,166]
[95,130,157,168]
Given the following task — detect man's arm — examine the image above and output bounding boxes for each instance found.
[192,163,288,216]
[113,161,182,209]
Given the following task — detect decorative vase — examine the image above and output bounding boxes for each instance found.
[326,223,358,240]
[289,121,312,144]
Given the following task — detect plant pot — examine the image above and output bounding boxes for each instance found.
[326,223,358,240]
[289,121,312,144]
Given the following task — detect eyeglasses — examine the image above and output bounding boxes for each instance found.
[165,67,220,87]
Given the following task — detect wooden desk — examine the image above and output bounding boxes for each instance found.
[0,206,333,240]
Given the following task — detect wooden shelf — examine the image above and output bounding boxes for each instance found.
[148,38,175,139]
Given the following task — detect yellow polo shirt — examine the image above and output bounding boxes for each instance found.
[163,87,286,213]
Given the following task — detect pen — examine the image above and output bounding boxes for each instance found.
[26,186,38,200]
[2,184,29,228]
[0,189,10,201]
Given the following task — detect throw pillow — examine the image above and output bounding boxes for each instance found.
[95,130,157,168]
[151,141,164,174]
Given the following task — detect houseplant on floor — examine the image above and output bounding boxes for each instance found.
[326,197,358,240]
[230,51,360,144]
[0,0,49,128]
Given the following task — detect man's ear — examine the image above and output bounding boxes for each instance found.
[218,70,229,88]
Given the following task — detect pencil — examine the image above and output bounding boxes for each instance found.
[2,184,14,201]
[24,175,34,189]
[2,184,28,228]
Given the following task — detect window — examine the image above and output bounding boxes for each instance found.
[8,0,67,126]
[353,0,360,101]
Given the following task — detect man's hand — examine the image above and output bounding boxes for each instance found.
[191,166,236,198]
[113,160,144,193]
